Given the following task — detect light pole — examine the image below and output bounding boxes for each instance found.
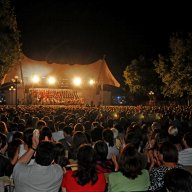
[148,90,155,106]
[12,76,22,110]
[9,86,16,105]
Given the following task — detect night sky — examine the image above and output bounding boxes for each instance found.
[12,0,191,84]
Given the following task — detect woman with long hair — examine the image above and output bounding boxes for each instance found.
[108,144,150,192]
[61,144,106,192]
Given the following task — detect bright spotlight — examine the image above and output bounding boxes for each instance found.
[31,75,40,83]
[89,79,95,86]
[47,76,56,85]
[73,77,82,86]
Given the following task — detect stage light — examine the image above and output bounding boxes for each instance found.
[31,75,40,83]
[47,76,56,85]
[73,77,82,86]
[89,79,95,86]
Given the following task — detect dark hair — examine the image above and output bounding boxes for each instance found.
[39,126,52,141]
[91,127,103,143]
[119,144,143,179]
[7,138,23,160]
[72,131,88,159]
[23,128,33,148]
[37,120,46,129]
[102,128,114,147]
[63,126,73,136]
[35,141,55,166]
[184,132,192,147]
[94,140,108,161]
[0,133,7,149]
[12,131,23,141]
[159,142,178,163]
[72,131,88,149]
[73,144,98,186]
[54,142,68,168]
[164,168,192,192]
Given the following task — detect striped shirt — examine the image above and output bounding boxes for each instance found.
[178,148,192,165]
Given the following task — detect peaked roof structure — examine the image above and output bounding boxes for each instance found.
[2,54,120,87]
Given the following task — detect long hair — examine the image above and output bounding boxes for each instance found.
[119,144,143,179]
[54,142,68,168]
[102,128,114,147]
[73,144,98,186]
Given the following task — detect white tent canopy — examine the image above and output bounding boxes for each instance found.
[3,54,120,87]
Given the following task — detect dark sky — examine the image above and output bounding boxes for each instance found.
[13,0,191,84]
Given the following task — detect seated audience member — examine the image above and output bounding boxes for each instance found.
[70,131,89,160]
[94,140,116,173]
[178,132,192,166]
[7,138,23,176]
[54,142,69,170]
[108,144,150,192]
[0,133,11,176]
[164,168,192,192]
[102,128,119,159]
[39,126,53,142]
[62,144,106,192]
[59,126,73,158]
[149,142,182,191]
[18,128,34,160]
[13,136,63,192]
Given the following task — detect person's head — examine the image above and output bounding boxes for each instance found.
[183,132,192,148]
[119,144,143,179]
[158,141,178,163]
[7,138,23,160]
[0,121,8,135]
[35,141,55,166]
[94,140,108,161]
[75,144,98,186]
[63,126,73,136]
[77,144,96,167]
[39,126,52,141]
[74,123,85,132]
[125,131,141,150]
[23,128,34,148]
[54,142,68,168]
[91,127,103,143]
[0,132,8,154]
[12,131,23,141]
[102,128,114,147]
[72,131,88,150]
[164,168,192,192]
[37,120,47,130]
[111,128,118,139]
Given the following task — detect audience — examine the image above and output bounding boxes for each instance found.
[1,104,192,191]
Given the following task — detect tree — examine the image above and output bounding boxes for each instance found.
[123,56,160,103]
[0,0,21,83]
[154,33,192,103]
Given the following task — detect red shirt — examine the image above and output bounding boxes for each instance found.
[62,170,106,192]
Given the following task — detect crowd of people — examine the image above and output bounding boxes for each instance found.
[0,104,192,192]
